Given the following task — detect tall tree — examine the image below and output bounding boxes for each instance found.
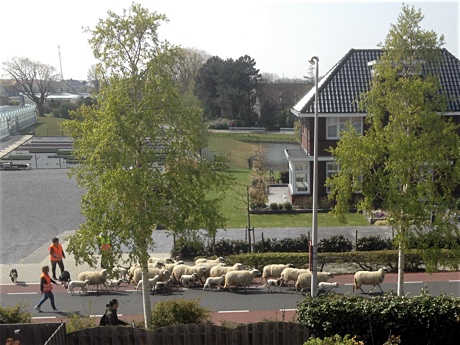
[174,47,210,94]
[327,4,460,296]
[1,57,60,116]
[194,55,261,125]
[62,3,230,328]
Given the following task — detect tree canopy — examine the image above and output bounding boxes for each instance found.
[327,4,460,288]
[62,3,230,328]
[194,55,262,125]
[1,57,60,116]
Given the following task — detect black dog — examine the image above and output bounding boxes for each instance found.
[9,269,18,284]
[58,270,71,288]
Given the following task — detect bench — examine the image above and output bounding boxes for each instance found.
[228,127,266,133]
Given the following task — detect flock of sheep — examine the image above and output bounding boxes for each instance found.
[65,256,389,296]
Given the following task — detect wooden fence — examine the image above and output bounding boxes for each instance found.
[66,322,310,345]
[0,322,66,345]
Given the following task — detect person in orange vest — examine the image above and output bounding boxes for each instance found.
[48,237,65,280]
[98,231,112,269]
[34,265,60,313]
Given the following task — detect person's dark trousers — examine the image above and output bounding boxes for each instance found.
[37,291,57,310]
[51,260,64,279]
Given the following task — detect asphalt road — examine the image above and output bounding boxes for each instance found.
[0,272,458,325]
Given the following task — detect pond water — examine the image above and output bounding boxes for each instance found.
[259,142,301,171]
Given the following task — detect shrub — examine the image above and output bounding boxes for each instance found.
[270,203,279,210]
[0,304,31,324]
[304,334,364,345]
[150,298,211,330]
[66,312,97,333]
[278,203,284,210]
[293,196,313,209]
[356,235,393,251]
[319,196,335,209]
[278,170,289,183]
[318,235,353,253]
[297,289,460,345]
[284,202,293,210]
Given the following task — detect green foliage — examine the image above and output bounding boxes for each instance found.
[58,101,79,119]
[279,170,289,183]
[0,304,31,324]
[284,202,293,210]
[66,312,97,333]
[356,235,393,251]
[304,334,363,345]
[270,203,279,210]
[297,290,460,345]
[318,235,353,253]
[278,203,284,210]
[150,299,211,330]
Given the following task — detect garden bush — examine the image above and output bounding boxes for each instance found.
[297,289,460,345]
[318,235,353,253]
[0,304,31,324]
[284,202,293,210]
[356,235,393,251]
[270,202,279,210]
[150,298,211,330]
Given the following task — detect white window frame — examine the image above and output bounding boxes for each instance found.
[326,161,340,194]
[289,161,309,194]
[326,117,363,139]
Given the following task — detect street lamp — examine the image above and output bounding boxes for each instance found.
[309,56,319,297]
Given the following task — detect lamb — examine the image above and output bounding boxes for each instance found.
[353,268,388,293]
[202,275,226,291]
[295,271,334,293]
[180,273,199,288]
[136,275,160,293]
[111,266,129,281]
[224,269,262,292]
[106,279,123,291]
[195,257,225,264]
[264,278,283,293]
[77,269,109,291]
[209,263,245,277]
[262,263,295,282]
[318,282,339,296]
[280,267,310,287]
[67,280,90,295]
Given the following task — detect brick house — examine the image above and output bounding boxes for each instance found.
[286,48,460,203]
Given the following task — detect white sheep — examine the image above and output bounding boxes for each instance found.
[136,275,160,293]
[224,269,262,292]
[67,280,90,295]
[264,278,283,293]
[318,282,339,296]
[132,267,169,284]
[195,257,225,264]
[180,273,199,288]
[209,263,245,277]
[77,269,109,291]
[202,275,226,291]
[106,279,123,291]
[164,260,184,273]
[172,264,207,282]
[262,263,295,281]
[280,267,310,287]
[353,268,388,293]
[295,271,334,293]
[111,266,129,281]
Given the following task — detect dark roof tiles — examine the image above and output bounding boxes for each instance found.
[293,48,460,114]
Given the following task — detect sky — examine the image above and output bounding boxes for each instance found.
[1,0,458,81]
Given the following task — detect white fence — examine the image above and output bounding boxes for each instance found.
[0,105,36,141]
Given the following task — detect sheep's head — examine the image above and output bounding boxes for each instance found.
[327,272,335,278]
[199,266,207,272]
[332,282,339,287]
[287,263,295,268]
[84,280,90,285]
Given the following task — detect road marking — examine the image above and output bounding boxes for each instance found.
[344,283,354,286]
[32,316,57,319]
[90,314,123,317]
[279,309,296,312]
[218,310,249,313]
[405,281,423,284]
[449,280,460,283]
[7,292,37,295]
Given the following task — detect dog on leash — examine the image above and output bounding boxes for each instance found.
[58,271,71,288]
[9,269,18,284]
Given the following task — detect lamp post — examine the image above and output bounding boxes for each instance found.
[309,56,319,297]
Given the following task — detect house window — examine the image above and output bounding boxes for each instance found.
[326,162,340,193]
[326,117,362,139]
[290,162,308,193]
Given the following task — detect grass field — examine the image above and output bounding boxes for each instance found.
[28,116,370,227]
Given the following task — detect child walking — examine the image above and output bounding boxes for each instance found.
[34,265,60,313]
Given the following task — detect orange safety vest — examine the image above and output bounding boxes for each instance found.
[49,243,64,262]
[99,235,111,251]
[41,273,52,292]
